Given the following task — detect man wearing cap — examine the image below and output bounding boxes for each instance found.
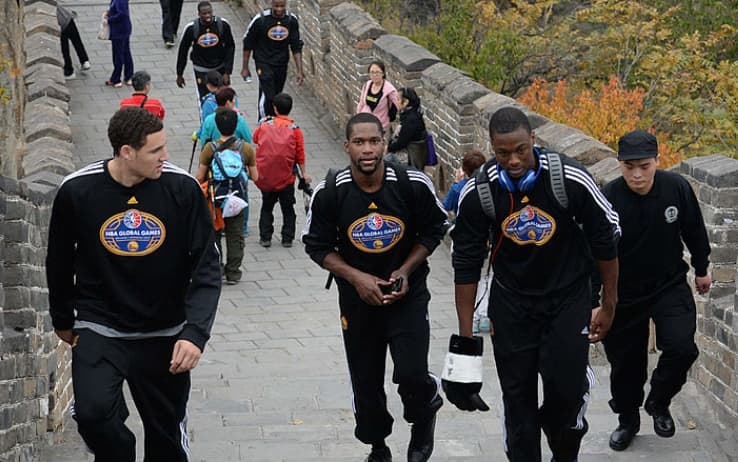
[593,130,712,451]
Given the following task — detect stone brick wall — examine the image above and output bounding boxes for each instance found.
[678,156,738,425]
[0,0,76,460]
[230,0,738,425]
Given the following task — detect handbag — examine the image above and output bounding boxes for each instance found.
[425,132,438,166]
[97,14,109,40]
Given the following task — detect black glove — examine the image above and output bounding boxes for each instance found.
[441,334,490,411]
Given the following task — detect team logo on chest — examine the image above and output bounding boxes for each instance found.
[502,205,556,246]
[664,205,678,223]
[197,32,219,48]
[100,209,166,256]
[267,24,289,41]
[348,212,405,253]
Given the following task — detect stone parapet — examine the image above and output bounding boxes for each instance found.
[0,0,74,459]
[679,156,738,425]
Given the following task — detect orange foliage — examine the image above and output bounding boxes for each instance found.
[518,77,682,168]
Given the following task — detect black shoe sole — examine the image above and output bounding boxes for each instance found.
[654,426,675,438]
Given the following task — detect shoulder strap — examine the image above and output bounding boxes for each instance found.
[139,95,148,108]
[546,152,569,209]
[475,166,496,222]
[392,163,413,200]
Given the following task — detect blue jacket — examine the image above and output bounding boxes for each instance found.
[443,178,468,214]
[107,0,131,40]
[197,111,252,147]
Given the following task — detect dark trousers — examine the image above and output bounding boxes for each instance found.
[339,280,440,444]
[71,329,191,462]
[255,62,288,119]
[490,280,592,462]
[258,184,296,243]
[60,20,89,76]
[216,209,245,282]
[194,66,226,102]
[603,281,699,415]
[110,38,134,84]
[159,0,184,42]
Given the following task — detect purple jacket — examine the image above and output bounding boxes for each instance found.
[107,0,131,40]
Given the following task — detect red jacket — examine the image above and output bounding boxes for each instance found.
[120,93,166,120]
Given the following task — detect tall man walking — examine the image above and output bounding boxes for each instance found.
[241,0,304,120]
[46,107,222,461]
[447,106,620,462]
[597,130,711,451]
[303,113,448,462]
[176,1,235,101]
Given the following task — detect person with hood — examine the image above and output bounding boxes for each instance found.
[104,0,134,88]
[387,87,427,169]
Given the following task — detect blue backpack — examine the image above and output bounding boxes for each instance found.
[210,139,248,208]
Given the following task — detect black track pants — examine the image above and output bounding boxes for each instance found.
[339,280,440,444]
[72,329,191,462]
[255,62,288,120]
[490,280,592,462]
[603,281,698,415]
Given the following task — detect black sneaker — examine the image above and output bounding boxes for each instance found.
[407,395,443,462]
[365,445,391,462]
[259,239,271,248]
[281,240,293,248]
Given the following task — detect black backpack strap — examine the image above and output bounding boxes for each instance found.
[323,168,339,289]
[546,152,569,210]
[139,95,148,108]
[475,165,496,222]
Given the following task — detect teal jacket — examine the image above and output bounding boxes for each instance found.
[197,111,252,147]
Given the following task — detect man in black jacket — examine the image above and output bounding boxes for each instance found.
[47,107,222,462]
[176,1,235,101]
[303,113,448,462]
[241,0,304,119]
[447,106,620,462]
[596,130,711,451]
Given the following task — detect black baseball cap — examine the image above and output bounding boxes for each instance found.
[617,130,658,161]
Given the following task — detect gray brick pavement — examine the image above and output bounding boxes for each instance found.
[37,1,737,460]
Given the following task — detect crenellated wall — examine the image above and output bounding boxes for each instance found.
[0,0,75,460]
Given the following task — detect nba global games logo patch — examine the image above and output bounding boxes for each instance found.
[348,213,405,253]
[100,209,166,256]
[502,205,556,246]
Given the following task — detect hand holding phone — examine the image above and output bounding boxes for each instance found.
[381,277,403,294]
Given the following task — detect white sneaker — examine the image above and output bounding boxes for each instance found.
[81,61,91,71]
[64,71,76,80]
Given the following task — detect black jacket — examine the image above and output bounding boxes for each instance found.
[47,160,222,350]
[387,106,426,153]
[592,169,710,307]
[242,9,304,67]
[303,165,448,293]
[452,150,620,296]
[176,17,235,75]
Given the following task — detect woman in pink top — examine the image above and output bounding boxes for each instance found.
[356,61,399,138]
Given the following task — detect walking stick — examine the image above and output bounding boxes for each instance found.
[188,137,198,173]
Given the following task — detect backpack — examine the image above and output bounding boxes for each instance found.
[254,118,299,192]
[209,138,248,208]
[192,17,224,41]
[475,150,569,223]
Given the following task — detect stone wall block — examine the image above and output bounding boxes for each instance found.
[24,9,58,37]
[588,157,621,186]
[329,2,385,41]
[374,35,440,72]
[24,32,63,68]
[683,155,738,188]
